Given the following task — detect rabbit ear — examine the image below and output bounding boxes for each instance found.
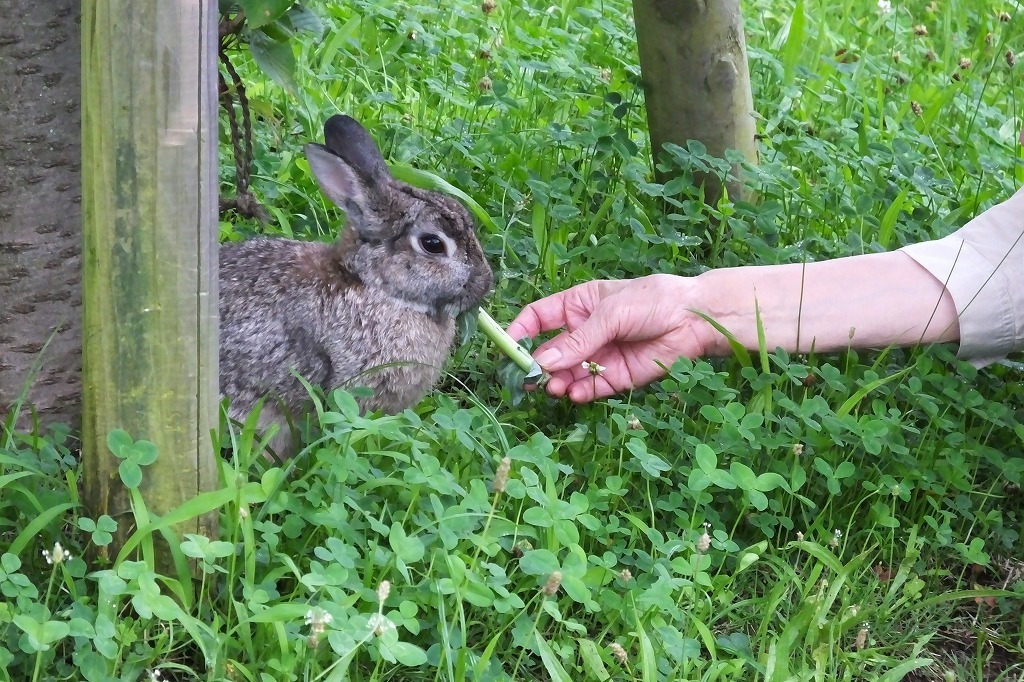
[305,116,398,240]
[305,141,394,241]
[322,115,391,183]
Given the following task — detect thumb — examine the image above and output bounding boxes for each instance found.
[534,312,616,371]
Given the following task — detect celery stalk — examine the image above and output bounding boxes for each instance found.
[476,308,548,387]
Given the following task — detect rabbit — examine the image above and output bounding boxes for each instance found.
[219,114,494,456]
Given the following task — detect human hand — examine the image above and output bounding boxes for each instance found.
[505,274,718,402]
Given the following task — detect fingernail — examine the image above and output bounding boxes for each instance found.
[534,348,562,368]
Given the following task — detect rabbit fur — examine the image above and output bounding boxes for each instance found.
[219,115,493,455]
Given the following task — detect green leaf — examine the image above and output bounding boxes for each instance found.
[523,506,553,527]
[284,4,325,37]
[73,649,110,682]
[0,471,32,490]
[497,357,530,405]
[9,503,76,557]
[877,658,934,682]
[132,439,159,465]
[729,462,758,490]
[834,461,856,479]
[626,438,670,478]
[754,472,788,492]
[519,549,559,576]
[694,443,717,474]
[577,638,611,681]
[878,186,911,248]
[386,640,428,667]
[836,365,911,417]
[708,464,733,485]
[1,553,20,572]
[747,489,769,511]
[118,460,142,489]
[635,617,658,682]
[390,165,500,234]
[690,311,753,368]
[248,29,297,94]
[813,457,834,477]
[181,534,235,560]
[534,629,573,682]
[389,523,425,564]
[698,404,723,423]
[237,0,294,29]
[244,603,311,623]
[68,618,95,638]
[13,615,70,652]
[457,307,479,346]
[707,468,737,490]
[737,547,762,573]
[687,468,711,492]
[115,487,239,564]
[106,429,133,458]
[777,0,807,83]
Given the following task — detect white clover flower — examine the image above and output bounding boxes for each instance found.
[582,361,606,376]
[377,580,391,604]
[696,523,712,554]
[305,607,333,649]
[368,612,395,636]
[304,607,333,627]
[149,670,163,682]
[877,0,892,14]
[42,541,71,565]
[830,529,842,548]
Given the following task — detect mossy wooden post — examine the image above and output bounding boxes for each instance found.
[81,1,219,561]
[632,0,759,206]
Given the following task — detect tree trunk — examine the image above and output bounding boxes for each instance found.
[0,0,83,432]
[81,0,219,556]
[632,0,759,207]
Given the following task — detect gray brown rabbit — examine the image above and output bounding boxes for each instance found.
[219,115,493,455]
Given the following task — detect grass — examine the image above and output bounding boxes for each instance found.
[2,0,1023,680]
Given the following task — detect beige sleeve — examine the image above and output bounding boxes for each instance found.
[899,187,1024,366]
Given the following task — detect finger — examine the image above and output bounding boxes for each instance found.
[507,280,615,340]
[533,309,618,372]
[542,370,574,398]
[506,294,573,341]
[565,374,619,403]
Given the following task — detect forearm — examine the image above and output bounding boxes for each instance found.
[693,251,960,356]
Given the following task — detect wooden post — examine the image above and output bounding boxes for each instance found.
[632,0,759,206]
[81,1,219,556]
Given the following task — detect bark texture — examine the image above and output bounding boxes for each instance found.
[632,0,759,206]
[0,0,83,430]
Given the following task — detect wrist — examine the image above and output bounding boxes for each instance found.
[687,270,739,356]
[648,272,729,358]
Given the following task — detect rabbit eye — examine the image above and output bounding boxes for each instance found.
[419,234,447,255]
